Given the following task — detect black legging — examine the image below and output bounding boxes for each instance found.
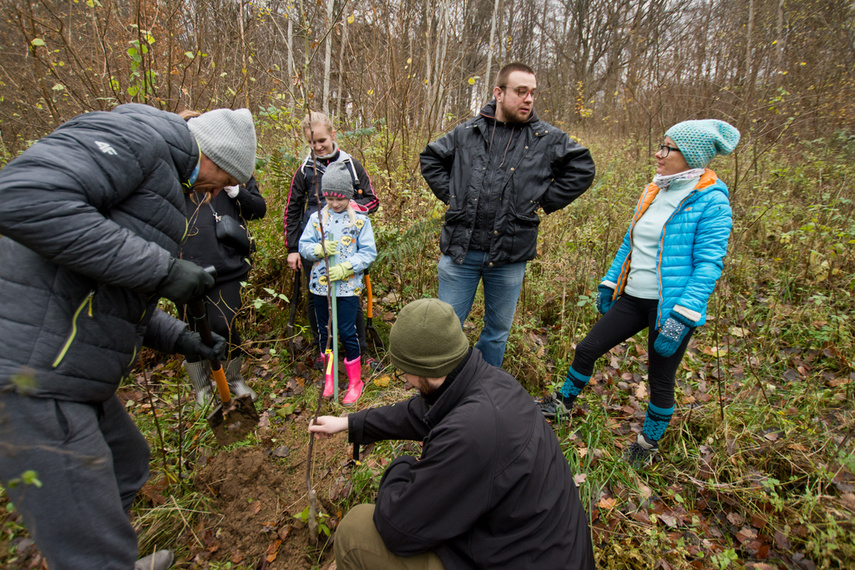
[180,277,243,362]
[572,294,694,410]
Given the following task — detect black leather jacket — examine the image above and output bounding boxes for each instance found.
[421,101,595,266]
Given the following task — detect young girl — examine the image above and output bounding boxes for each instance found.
[284,112,379,368]
[299,162,377,405]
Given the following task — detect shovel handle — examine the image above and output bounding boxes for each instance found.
[188,301,231,404]
[186,273,231,404]
[211,363,231,404]
[365,273,374,319]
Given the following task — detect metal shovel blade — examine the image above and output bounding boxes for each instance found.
[207,363,259,446]
[207,393,260,446]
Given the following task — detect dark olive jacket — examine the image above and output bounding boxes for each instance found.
[348,349,595,569]
[420,101,595,266]
[0,104,195,402]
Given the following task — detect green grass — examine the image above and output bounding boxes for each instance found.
[2,130,854,568]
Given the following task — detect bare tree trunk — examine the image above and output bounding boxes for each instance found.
[484,0,501,102]
[322,0,335,113]
[775,0,785,84]
[337,14,348,118]
[239,0,250,109]
[287,7,295,107]
[745,0,754,95]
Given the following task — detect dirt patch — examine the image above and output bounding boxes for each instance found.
[190,414,353,569]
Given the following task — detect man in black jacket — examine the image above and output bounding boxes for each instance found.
[310,299,595,569]
[420,62,595,368]
[0,104,256,570]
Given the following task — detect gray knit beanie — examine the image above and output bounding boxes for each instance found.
[321,162,354,199]
[187,108,257,184]
[390,299,470,378]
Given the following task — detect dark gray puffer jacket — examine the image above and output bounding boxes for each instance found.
[0,104,196,402]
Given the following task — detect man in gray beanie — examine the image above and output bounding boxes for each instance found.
[310,298,595,570]
[0,103,256,570]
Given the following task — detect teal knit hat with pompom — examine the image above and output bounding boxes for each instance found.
[665,119,740,169]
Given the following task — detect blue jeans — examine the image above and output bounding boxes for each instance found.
[312,293,361,362]
[437,251,526,368]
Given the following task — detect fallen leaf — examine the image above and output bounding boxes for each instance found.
[597,497,617,510]
[774,530,792,550]
[750,513,767,529]
[272,446,290,457]
[265,539,281,562]
[727,512,745,526]
[658,513,677,528]
[736,526,757,544]
[373,375,391,387]
[278,525,293,541]
[573,473,587,486]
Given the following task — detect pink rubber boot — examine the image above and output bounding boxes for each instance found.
[342,356,363,407]
[322,353,335,398]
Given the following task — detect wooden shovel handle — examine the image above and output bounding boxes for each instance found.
[187,292,231,404]
[365,273,374,319]
[211,363,231,404]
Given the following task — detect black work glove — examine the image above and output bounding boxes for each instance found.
[174,328,228,361]
[157,259,214,305]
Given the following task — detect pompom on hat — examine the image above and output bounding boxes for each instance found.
[389,299,470,378]
[665,119,740,169]
[188,108,257,184]
[321,162,355,200]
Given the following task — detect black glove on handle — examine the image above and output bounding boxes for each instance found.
[175,328,228,361]
[157,258,215,305]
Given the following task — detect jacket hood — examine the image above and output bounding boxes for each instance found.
[111,104,199,183]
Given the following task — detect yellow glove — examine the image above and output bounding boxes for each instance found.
[328,262,354,282]
[313,240,338,258]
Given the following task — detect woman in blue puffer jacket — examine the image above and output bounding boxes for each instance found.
[540,119,740,469]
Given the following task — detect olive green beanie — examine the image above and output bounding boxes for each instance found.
[389,299,470,378]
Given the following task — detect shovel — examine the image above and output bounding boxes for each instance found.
[187,298,259,446]
[364,272,385,352]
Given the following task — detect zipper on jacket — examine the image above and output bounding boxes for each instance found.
[52,290,95,368]
[655,190,699,329]
[127,345,138,368]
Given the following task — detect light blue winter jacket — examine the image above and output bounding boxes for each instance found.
[603,169,732,329]
[299,208,377,297]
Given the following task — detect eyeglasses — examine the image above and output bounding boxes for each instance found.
[658,144,681,158]
[500,85,537,100]
[393,369,406,383]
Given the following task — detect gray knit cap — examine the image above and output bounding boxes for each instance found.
[187,108,257,183]
[390,299,469,378]
[321,162,354,199]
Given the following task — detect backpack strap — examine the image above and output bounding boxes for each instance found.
[341,156,363,198]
